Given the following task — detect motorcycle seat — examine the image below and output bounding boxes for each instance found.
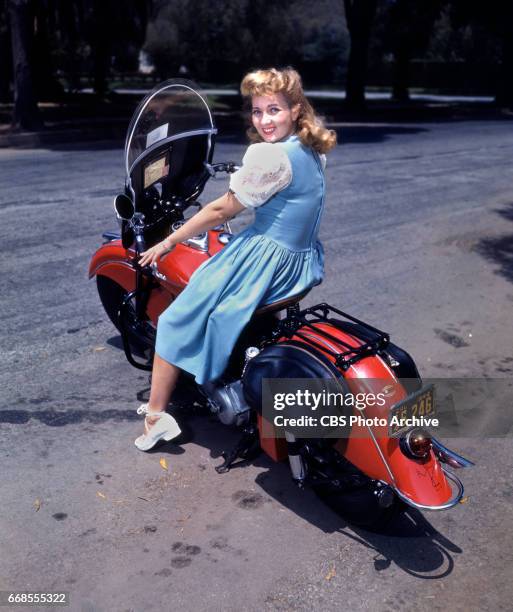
[255,288,311,316]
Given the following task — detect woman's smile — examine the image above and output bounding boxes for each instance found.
[251,93,300,142]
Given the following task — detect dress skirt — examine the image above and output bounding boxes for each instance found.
[155,227,324,385]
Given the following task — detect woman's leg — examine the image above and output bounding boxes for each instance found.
[143,354,180,430]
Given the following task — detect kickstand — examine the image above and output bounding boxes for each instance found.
[215,424,261,474]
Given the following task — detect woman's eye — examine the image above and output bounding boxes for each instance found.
[252,109,262,117]
[269,107,280,114]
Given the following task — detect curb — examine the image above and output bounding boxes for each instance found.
[0,123,127,149]
[0,115,245,149]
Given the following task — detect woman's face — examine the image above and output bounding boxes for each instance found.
[251,93,300,143]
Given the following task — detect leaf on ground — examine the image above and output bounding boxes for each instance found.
[34,498,41,511]
[459,496,470,504]
[93,346,106,352]
[97,491,107,499]
[325,566,336,581]
[159,458,168,471]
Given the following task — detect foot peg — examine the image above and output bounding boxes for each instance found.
[215,425,261,473]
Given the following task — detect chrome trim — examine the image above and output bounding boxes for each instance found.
[128,128,217,176]
[185,232,208,252]
[218,232,233,245]
[384,351,400,367]
[393,467,465,511]
[207,130,214,180]
[151,262,168,282]
[365,423,398,486]
[102,230,121,242]
[126,177,136,208]
[171,221,209,252]
[125,83,215,175]
[431,437,474,469]
[298,331,342,355]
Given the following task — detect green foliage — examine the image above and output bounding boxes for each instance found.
[143,0,349,83]
[144,0,253,79]
[426,7,501,65]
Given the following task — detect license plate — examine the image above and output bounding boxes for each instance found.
[388,384,436,437]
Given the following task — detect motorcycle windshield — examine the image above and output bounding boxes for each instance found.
[124,80,215,177]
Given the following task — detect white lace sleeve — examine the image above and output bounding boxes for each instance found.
[229,143,292,208]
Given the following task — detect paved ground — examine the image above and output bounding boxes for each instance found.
[1,119,513,611]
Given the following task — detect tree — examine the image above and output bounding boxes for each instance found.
[343,0,378,110]
[381,0,444,101]
[449,0,513,108]
[8,0,42,129]
[0,0,12,102]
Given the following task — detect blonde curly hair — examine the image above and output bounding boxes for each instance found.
[240,67,337,154]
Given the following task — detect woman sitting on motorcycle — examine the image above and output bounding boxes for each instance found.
[135,67,337,451]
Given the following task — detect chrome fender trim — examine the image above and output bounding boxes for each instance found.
[393,467,465,511]
[431,437,475,469]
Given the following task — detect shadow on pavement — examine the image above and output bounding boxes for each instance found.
[155,409,464,579]
[475,202,513,283]
[254,463,462,579]
[1,391,464,579]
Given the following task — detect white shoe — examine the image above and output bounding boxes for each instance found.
[134,403,181,451]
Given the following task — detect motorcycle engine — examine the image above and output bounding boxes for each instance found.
[202,379,251,426]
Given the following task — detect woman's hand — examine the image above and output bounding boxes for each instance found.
[138,239,174,268]
[138,191,243,268]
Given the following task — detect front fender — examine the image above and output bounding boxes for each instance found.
[89,239,136,293]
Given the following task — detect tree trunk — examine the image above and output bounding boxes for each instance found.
[495,8,513,108]
[92,0,111,96]
[34,0,63,101]
[344,0,377,110]
[8,0,42,129]
[392,44,410,102]
[0,2,12,102]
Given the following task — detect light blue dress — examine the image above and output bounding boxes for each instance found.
[155,134,326,384]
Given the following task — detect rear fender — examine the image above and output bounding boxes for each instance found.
[283,323,456,508]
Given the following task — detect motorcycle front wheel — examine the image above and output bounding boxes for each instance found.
[96,275,155,356]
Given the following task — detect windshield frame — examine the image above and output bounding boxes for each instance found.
[124,81,216,178]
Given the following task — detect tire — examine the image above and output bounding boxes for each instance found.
[96,274,126,331]
[304,440,403,531]
[96,275,155,357]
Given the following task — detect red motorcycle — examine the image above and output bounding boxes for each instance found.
[89,81,473,528]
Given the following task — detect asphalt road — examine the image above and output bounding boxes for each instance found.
[1,119,513,612]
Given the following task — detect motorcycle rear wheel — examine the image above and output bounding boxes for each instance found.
[304,441,403,531]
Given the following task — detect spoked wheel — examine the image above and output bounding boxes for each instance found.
[304,440,403,531]
[96,275,155,360]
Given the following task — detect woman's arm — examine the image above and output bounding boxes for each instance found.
[138,191,245,267]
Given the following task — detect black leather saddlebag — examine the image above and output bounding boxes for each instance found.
[242,341,343,412]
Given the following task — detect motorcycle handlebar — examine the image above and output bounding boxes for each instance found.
[205,161,241,177]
